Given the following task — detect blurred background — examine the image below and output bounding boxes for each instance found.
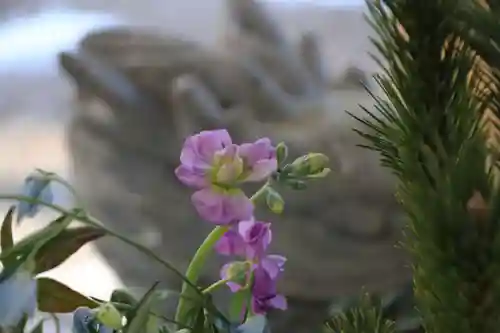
[0,0,378,330]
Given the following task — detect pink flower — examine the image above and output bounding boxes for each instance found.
[215,220,272,259]
[176,131,277,189]
[175,129,232,188]
[175,131,278,225]
[239,138,278,182]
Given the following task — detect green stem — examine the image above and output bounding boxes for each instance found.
[0,195,201,294]
[174,182,270,325]
[202,279,231,295]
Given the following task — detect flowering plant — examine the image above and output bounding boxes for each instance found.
[0,129,329,333]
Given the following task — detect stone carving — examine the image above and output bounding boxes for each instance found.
[58,0,411,332]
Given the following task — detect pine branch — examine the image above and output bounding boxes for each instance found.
[324,293,396,333]
[352,0,500,332]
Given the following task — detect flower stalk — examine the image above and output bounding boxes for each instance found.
[174,182,270,324]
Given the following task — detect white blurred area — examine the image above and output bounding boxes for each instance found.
[0,0,370,329]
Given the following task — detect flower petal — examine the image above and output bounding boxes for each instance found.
[268,294,287,310]
[191,188,225,224]
[174,165,208,188]
[239,138,275,166]
[181,130,232,167]
[260,255,286,280]
[245,159,278,182]
[215,229,246,256]
[0,269,37,328]
[238,220,272,259]
[239,138,277,182]
[191,188,253,225]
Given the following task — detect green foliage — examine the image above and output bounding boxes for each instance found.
[326,285,421,333]
[36,277,99,313]
[324,293,395,333]
[350,0,500,332]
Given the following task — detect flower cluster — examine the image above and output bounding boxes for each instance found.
[0,128,329,332]
[175,129,287,314]
[217,220,287,314]
[175,129,277,225]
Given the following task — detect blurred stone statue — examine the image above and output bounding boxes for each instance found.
[58,0,411,332]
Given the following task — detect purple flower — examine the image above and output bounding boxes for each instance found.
[175,129,233,188]
[0,268,37,328]
[239,138,278,182]
[251,263,287,314]
[215,220,272,259]
[175,131,278,225]
[219,254,287,315]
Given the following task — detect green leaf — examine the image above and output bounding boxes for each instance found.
[1,206,15,252]
[1,206,15,267]
[0,214,73,263]
[124,282,160,333]
[192,306,206,333]
[34,226,106,274]
[36,277,99,313]
[228,289,250,322]
[111,289,139,307]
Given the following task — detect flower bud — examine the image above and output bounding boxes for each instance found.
[17,170,54,224]
[94,303,123,330]
[226,261,251,282]
[275,142,288,165]
[265,187,285,214]
[221,261,252,292]
[289,153,330,178]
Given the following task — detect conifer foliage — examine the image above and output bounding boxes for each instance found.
[349,0,500,332]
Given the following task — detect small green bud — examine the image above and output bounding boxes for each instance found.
[290,153,330,177]
[95,302,123,330]
[225,261,251,285]
[275,142,288,165]
[306,167,331,179]
[265,187,285,214]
